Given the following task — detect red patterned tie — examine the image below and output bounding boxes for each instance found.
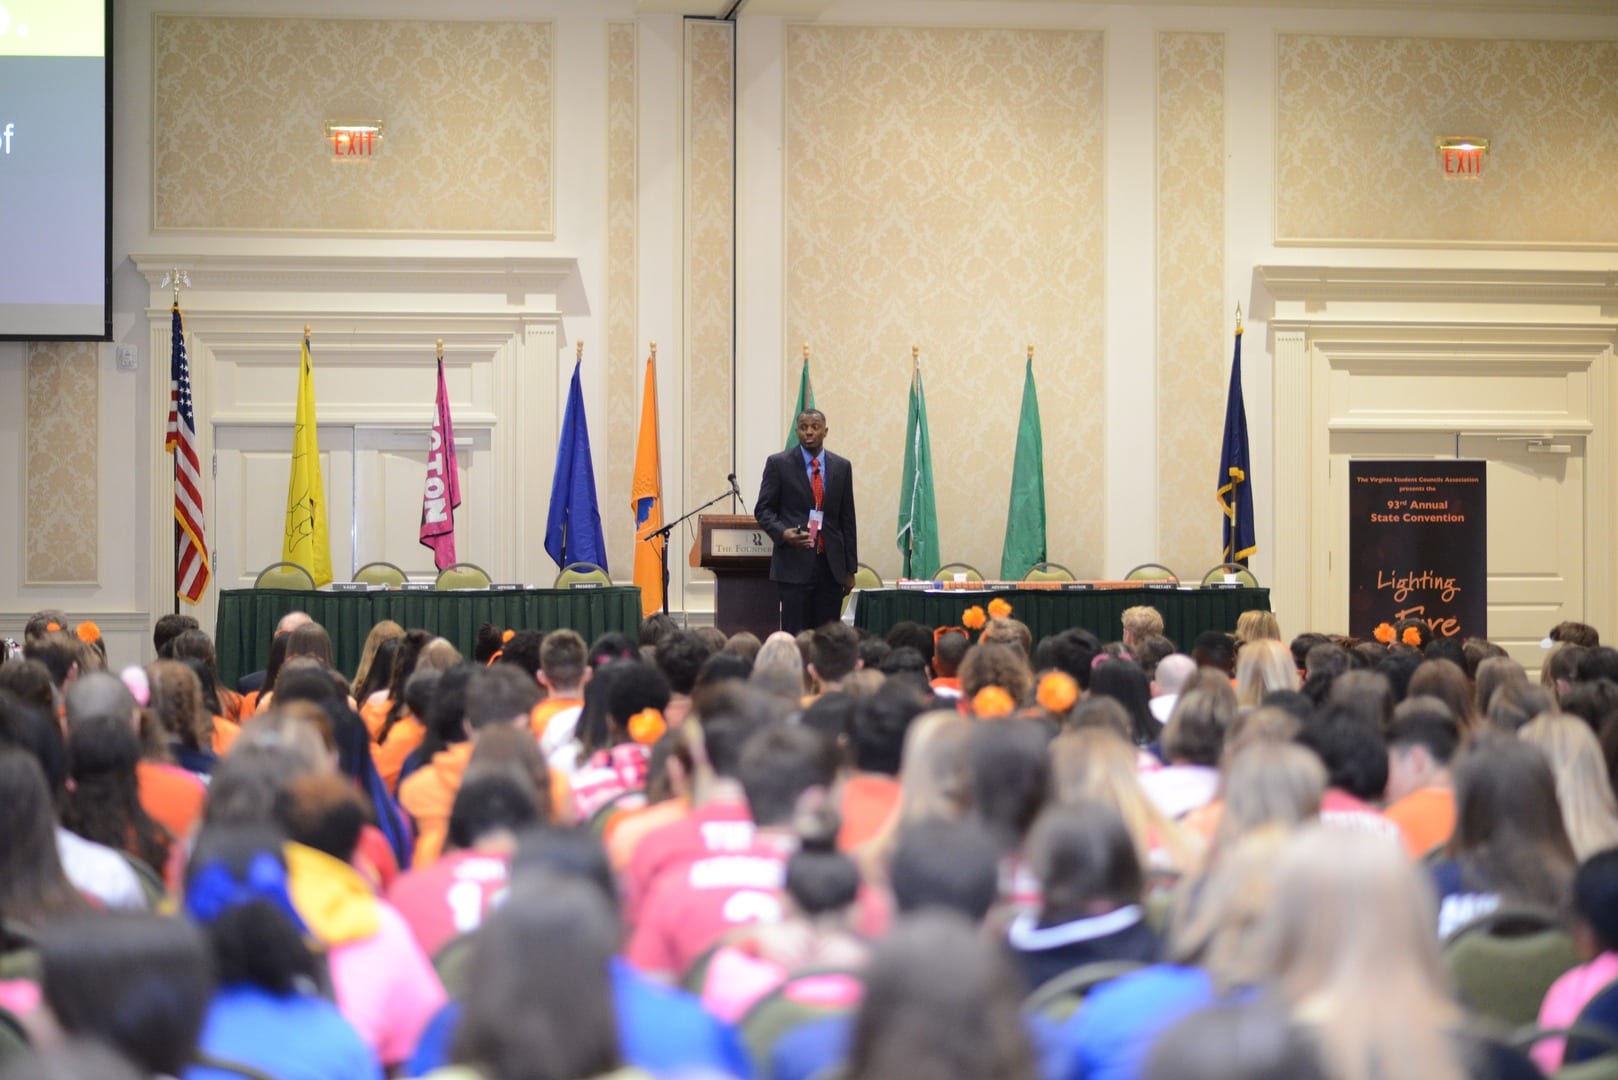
[811,459,825,551]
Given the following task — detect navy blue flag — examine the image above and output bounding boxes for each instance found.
[1217,328,1256,565]
[544,359,609,572]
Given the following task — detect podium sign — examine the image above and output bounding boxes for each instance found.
[1348,460,1487,641]
[697,514,778,638]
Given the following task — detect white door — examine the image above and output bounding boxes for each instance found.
[352,425,495,580]
[1328,431,1585,673]
[213,425,356,590]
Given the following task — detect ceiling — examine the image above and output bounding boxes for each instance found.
[638,0,1618,17]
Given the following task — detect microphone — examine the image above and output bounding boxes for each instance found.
[727,473,748,512]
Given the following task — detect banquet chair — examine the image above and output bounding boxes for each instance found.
[434,563,492,590]
[354,561,408,587]
[253,562,317,590]
[1123,562,1178,583]
[1199,562,1259,588]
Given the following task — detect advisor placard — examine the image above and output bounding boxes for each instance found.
[1348,460,1487,642]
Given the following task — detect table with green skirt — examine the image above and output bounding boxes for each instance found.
[214,586,643,686]
[852,586,1270,652]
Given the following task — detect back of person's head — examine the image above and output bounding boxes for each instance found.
[453,875,623,1080]
[62,670,135,731]
[1518,713,1618,861]
[153,613,200,658]
[0,659,56,716]
[638,612,679,648]
[1169,828,1288,991]
[1561,678,1618,736]
[1290,632,1331,672]
[1553,621,1602,649]
[24,634,81,689]
[1133,635,1176,681]
[695,650,752,690]
[272,657,346,710]
[857,633,892,672]
[466,664,544,730]
[851,680,926,775]
[473,623,506,665]
[810,622,861,685]
[448,769,544,851]
[146,658,209,751]
[654,629,712,696]
[511,827,619,919]
[959,642,1035,703]
[846,911,1039,1080]
[1089,658,1159,744]
[1546,642,1588,691]
[1461,637,1507,680]
[205,741,320,828]
[1451,734,1576,905]
[738,725,838,827]
[1215,743,1325,846]
[1406,658,1476,731]
[1066,695,1133,742]
[1144,1000,1328,1080]
[1027,800,1143,915]
[1300,642,1349,704]
[403,667,442,723]
[1162,674,1237,766]
[1029,625,1106,693]
[1423,636,1466,670]
[1254,691,1313,729]
[750,630,806,701]
[23,610,71,647]
[884,621,935,669]
[1574,848,1618,953]
[785,812,861,917]
[979,617,1032,657]
[1297,701,1387,801]
[1192,631,1237,676]
[283,622,335,668]
[0,749,84,925]
[63,713,169,872]
[0,1040,147,1080]
[800,690,855,750]
[587,631,637,670]
[1375,650,1422,703]
[690,681,776,779]
[1121,605,1164,642]
[1473,655,1527,715]
[890,818,1001,921]
[1486,680,1556,734]
[40,912,213,1077]
[877,645,929,682]
[1578,646,1618,685]
[1152,653,1197,697]
[933,627,973,680]
[967,717,1051,853]
[1235,609,1282,644]
[0,687,69,802]
[1326,669,1395,733]
[1389,696,1461,766]
[184,824,315,994]
[723,631,762,661]
[278,772,369,861]
[497,629,544,678]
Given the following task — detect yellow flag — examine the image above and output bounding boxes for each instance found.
[282,336,333,586]
[630,354,663,616]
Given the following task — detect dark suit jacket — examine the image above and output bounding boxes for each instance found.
[755,447,858,586]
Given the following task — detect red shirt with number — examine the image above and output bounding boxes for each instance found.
[385,849,510,957]
[622,799,754,927]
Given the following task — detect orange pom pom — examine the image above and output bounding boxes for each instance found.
[1402,626,1424,647]
[1373,623,1395,645]
[972,686,1016,719]
[45,622,60,633]
[501,629,515,644]
[628,708,667,746]
[987,597,1013,620]
[1035,671,1078,714]
[75,621,102,645]
[961,606,987,631]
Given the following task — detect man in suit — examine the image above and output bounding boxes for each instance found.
[755,410,858,634]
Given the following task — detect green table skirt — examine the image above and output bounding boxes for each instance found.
[852,586,1270,652]
[214,586,643,685]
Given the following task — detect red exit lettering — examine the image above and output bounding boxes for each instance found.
[1442,147,1483,177]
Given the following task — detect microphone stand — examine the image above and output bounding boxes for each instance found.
[644,486,739,617]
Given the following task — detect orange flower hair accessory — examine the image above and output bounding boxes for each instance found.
[75,621,102,645]
[628,708,667,746]
[45,622,61,633]
[1036,671,1078,714]
[961,606,987,631]
[972,686,1016,719]
[1402,626,1424,647]
[987,597,1013,620]
[501,629,515,644]
[1373,623,1395,645]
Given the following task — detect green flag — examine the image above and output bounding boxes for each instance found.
[784,357,817,451]
[1000,357,1047,579]
[897,364,940,579]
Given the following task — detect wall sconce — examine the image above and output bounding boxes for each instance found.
[325,119,384,161]
[1434,136,1488,179]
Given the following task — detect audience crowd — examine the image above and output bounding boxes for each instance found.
[3,603,1618,1080]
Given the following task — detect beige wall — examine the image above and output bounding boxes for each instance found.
[4,0,1618,661]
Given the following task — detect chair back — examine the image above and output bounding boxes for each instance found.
[1199,562,1259,588]
[1443,906,1579,1028]
[589,786,647,837]
[434,562,492,591]
[1024,561,1076,583]
[0,1005,29,1069]
[931,562,984,583]
[1022,959,1146,1023]
[253,561,316,590]
[739,966,865,1078]
[354,561,408,587]
[432,932,479,998]
[190,1052,278,1080]
[555,562,612,588]
[119,851,170,909]
[1566,980,1618,1066]
[1124,562,1178,582]
[852,563,883,590]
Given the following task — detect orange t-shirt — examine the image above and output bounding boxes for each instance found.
[529,697,584,740]
[1181,798,1224,843]
[211,717,241,757]
[136,760,207,844]
[360,697,393,740]
[838,774,902,852]
[1384,786,1456,859]
[606,798,691,872]
[372,716,427,795]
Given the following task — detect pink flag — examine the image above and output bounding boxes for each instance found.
[419,357,462,570]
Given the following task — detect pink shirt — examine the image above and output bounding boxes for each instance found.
[625,834,790,979]
[386,849,510,958]
[327,900,448,1067]
[1532,951,1618,1074]
[1319,788,1402,842]
[623,799,753,927]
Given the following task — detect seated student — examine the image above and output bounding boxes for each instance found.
[1190,631,1237,679]
[628,724,838,980]
[365,629,432,738]
[1008,801,1160,995]
[0,750,94,940]
[804,623,862,704]
[147,660,221,777]
[1139,674,1234,820]
[930,627,970,698]
[63,712,175,877]
[387,769,542,957]
[1121,607,1165,653]
[170,630,248,733]
[1149,654,1197,728]
[1534,848,1618,1073]
[1049,726,1201,877]
[373,667,439,795]
[154,612,201,659]
[1297,701,1401,841]
[566,663,673,822]
[1430,735,1577,938]
[1384,697,1462,858]
[838,682,925,850]
[184,825,380,1080]
[1519,713,1618,861]
[967,717,1052,913]
[605,732,690,872]
[654,630,713,729]
[530,629,590,753]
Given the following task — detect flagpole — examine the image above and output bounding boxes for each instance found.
[162,268,191,615]
[436,338,444,361]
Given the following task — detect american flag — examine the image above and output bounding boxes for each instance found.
[166,304,210,604]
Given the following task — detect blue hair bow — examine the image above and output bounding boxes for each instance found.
[185,851,307,933]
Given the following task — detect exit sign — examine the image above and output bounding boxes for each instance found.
[324,120,384,161]
[1435,136,1488,180]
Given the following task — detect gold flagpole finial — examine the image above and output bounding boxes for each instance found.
[1027,343,1035,361]
[435,338,444,360]
[303,324,312,338]
[802,342,810,361]
[576,340,584,361]
[1235,304,1244,334]
[650,340,657,357]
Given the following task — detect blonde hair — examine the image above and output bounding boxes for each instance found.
[859,711,973,881]
[1121,606,1164,642]
[236,703,337,772]
[1234,610,1282,644]
[1234,640,1299,708]
[1168,826,1288,992]
[1050,728,1201,875]
[351,619,404,693]
[959,643,1034,703]
[1257,826,1464,1080]
[750,632,805,704]
[416,636,462,673]
[1210,743,1324,856]
[1519,714,1618,860]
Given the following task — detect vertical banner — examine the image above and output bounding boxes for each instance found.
[1348,460,1487,641]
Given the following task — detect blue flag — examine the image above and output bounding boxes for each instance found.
[545,359,609,572]
[1217,328,1256,565]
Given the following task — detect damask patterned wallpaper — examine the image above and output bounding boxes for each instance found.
[25,342,98,584]
[1158,32,1228,580]
[153,16,555,235]
[1277,35,1618,246]
[604,22,638,581]
[786,25,1105,580]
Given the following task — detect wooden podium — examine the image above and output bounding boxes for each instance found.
[696,514,779,639]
